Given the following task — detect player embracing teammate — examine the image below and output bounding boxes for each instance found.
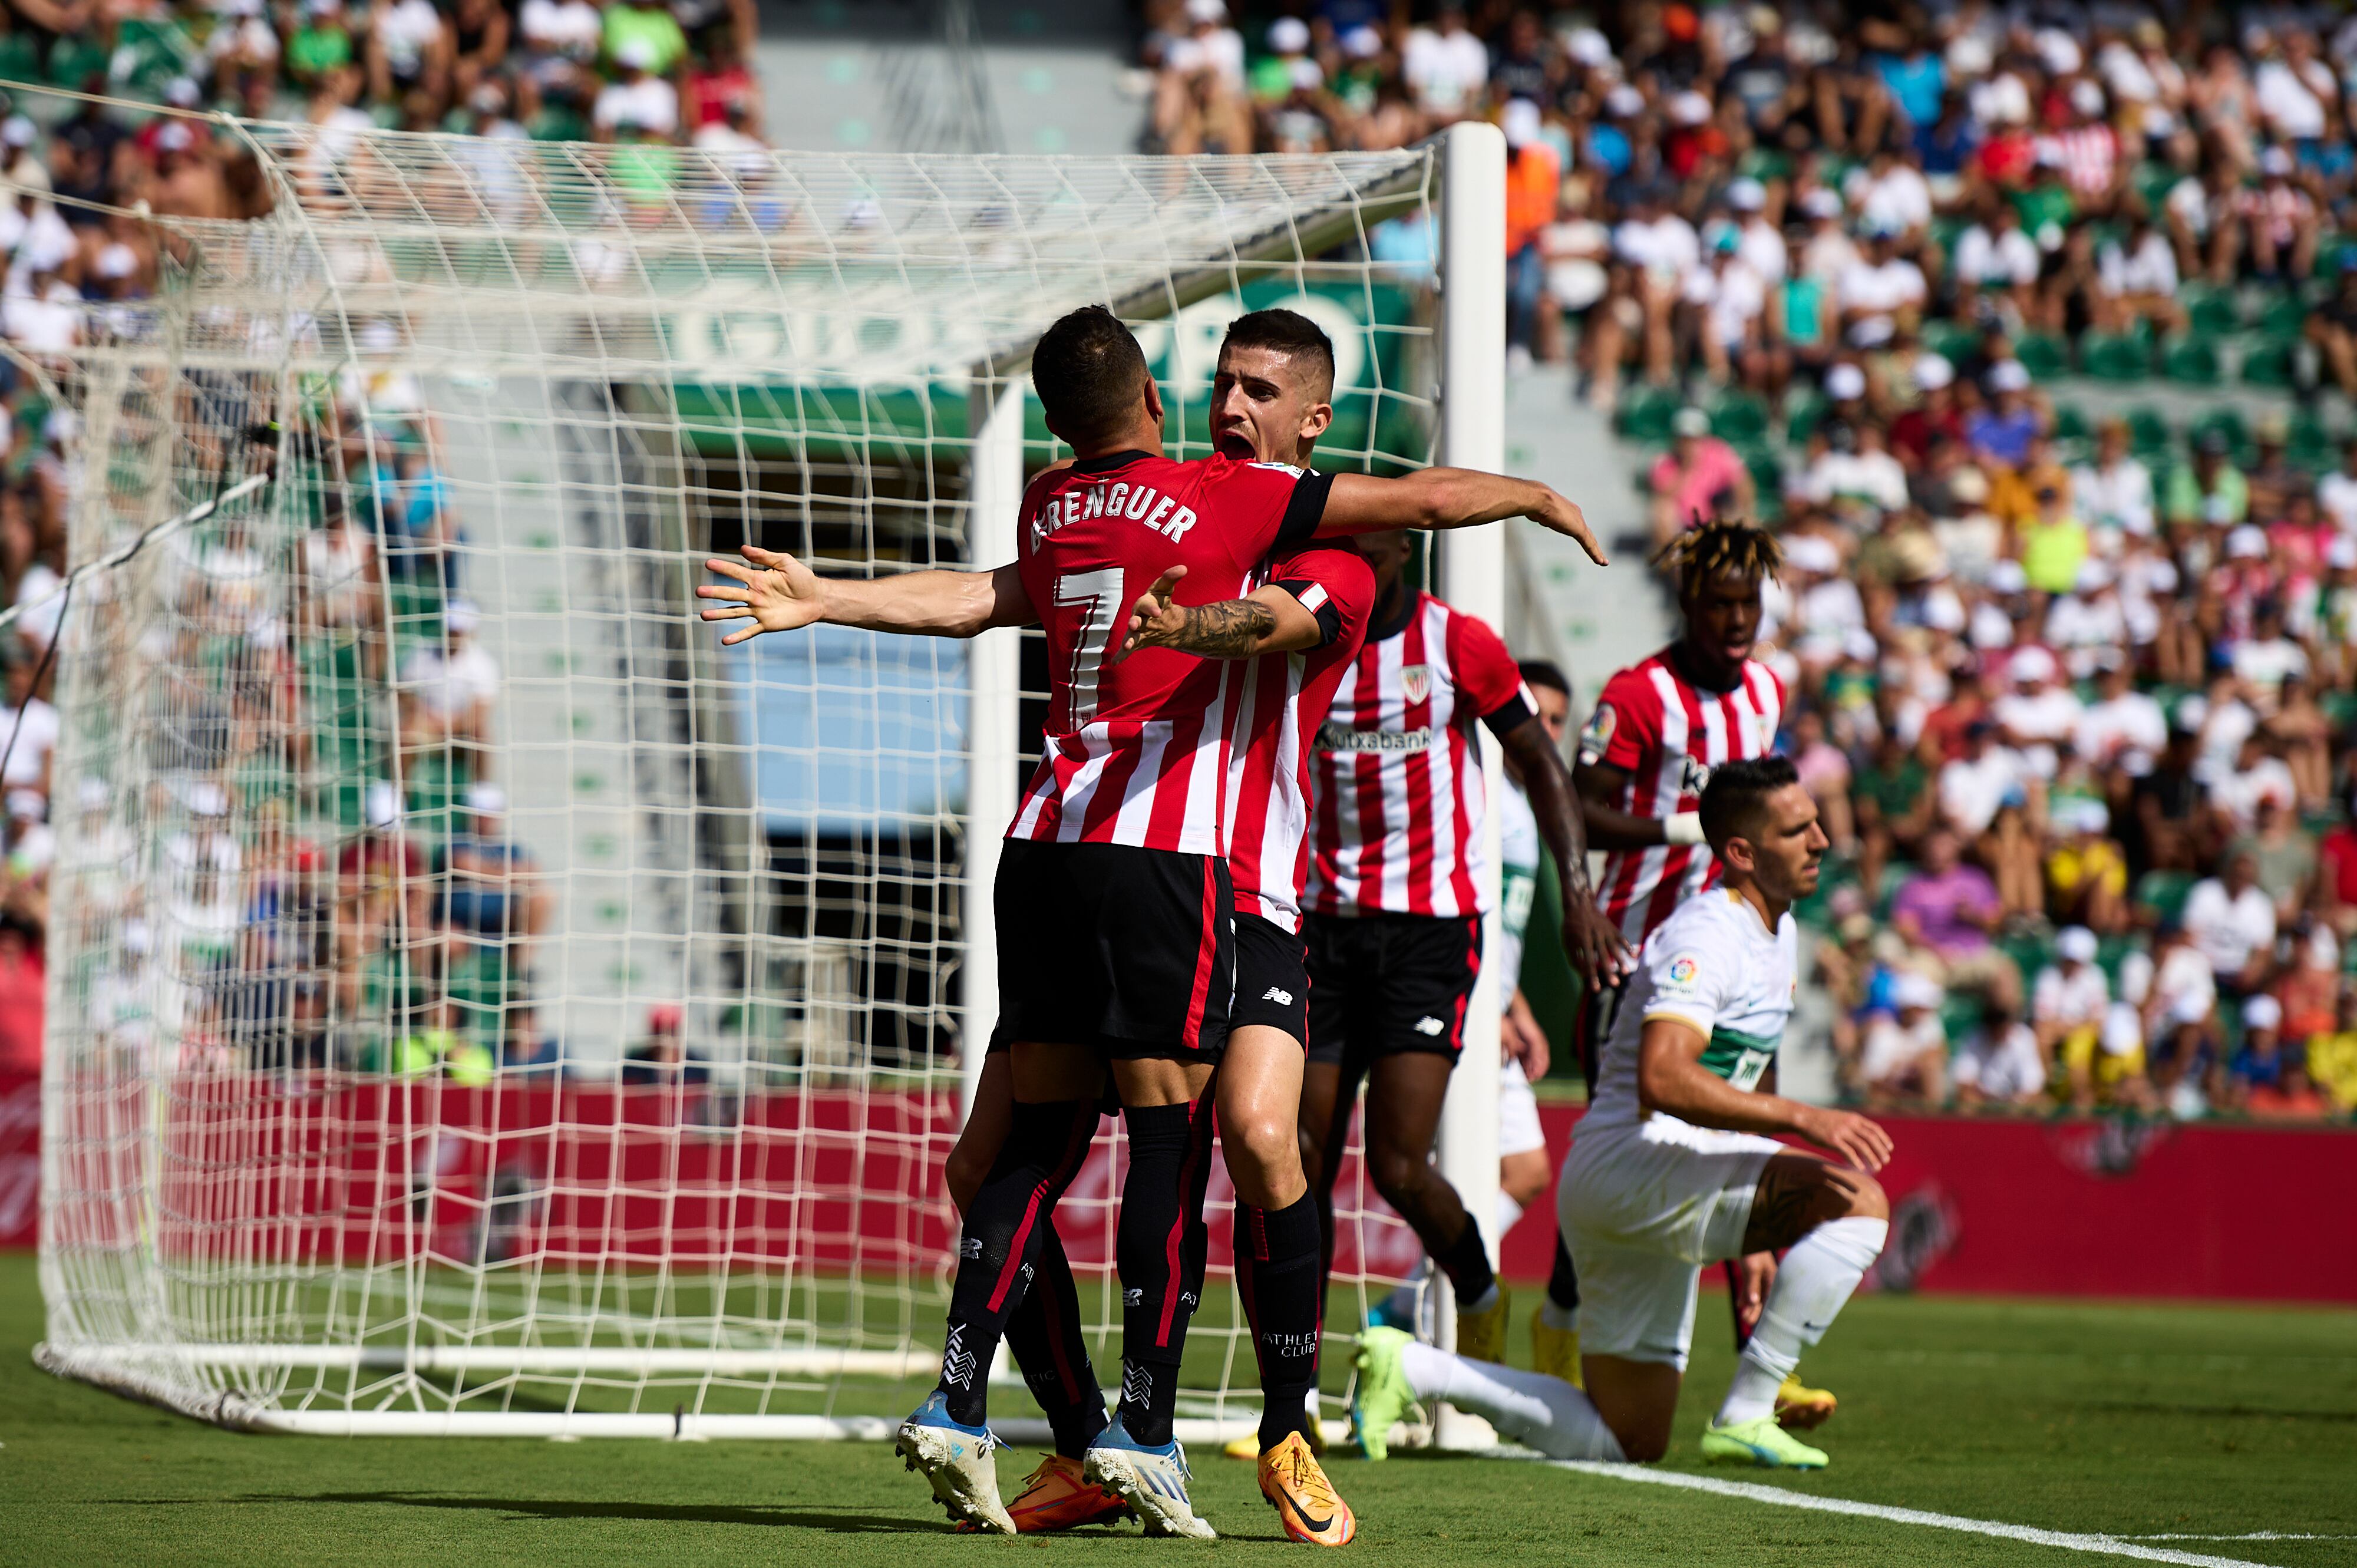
[701,304,1613,1542]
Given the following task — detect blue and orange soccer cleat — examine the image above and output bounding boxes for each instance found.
[895,1389,1013,1533]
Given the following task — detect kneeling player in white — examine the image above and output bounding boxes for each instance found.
[1354,756,1893,1469]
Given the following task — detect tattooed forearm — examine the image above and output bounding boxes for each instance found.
[1155,599,1278,658]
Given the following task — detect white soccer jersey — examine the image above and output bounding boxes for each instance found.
[1584,886,1797,1133]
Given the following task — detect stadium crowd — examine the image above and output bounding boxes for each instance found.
[1140,0,2357,1121]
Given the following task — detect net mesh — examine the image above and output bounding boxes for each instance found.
[35,120,1451,1435]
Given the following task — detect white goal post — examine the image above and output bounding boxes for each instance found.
[29,105,1510,1440]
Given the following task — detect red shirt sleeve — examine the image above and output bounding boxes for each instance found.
[1583,666,1662,773]
[1447,609,1526,719]
[1267,545,1375,648]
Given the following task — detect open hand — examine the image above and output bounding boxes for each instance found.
[1118,566,1188,658]
[1533,490,1609,566]
[696,545,826,645]
[1561,889,1636,992]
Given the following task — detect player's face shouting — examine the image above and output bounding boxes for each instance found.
[1749,782,1829,903]
[1211,345,1333,465]
[1682,567,1764,675]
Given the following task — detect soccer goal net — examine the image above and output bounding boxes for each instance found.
[32,111,1504,1439]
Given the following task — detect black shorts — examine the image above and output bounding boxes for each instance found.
[1230,911,1310,1043]
[1302,911,1483,1068]
[994,839,1233,1061]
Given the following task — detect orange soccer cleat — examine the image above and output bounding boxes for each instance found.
[1000,1452,1133,1533]
[1258,1431,1357,1547]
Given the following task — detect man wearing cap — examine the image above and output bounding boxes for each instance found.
[1725,179,1785,285]
[1889,352,1962,468]
[1856,972,1949,1108]
[1991,645,2082,778]
[2016,475,2090,595]
[1650,408,1754,546]
[2163,430,2249,531]
[1965,359,2041,473]
[594,37,681,140]
[2032,926,2112,1102]
[397,599,500,754]
[1402,2,1487,120]
[1953,194,2041,320]
[2245,414,2306,523]
[1503,98,1562,362]
[2077,653,2167,778]
[1836,223,1927,347]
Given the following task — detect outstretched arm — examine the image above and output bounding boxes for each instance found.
[1500,717,1633,986]
[1574,758,1694,850]
[696,544,1034,643]
[1117,567,1323,660]
[1316,468,1609,565]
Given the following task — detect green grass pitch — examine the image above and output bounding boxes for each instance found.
[4,1252,2353,1566]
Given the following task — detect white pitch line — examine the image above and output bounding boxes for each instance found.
[2125,1536,2357,1543]
[1548,1461,2280,1568]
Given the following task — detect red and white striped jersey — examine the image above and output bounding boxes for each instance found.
[1306,591,1533,919]
[1223,546,1378,932]
[1579,651,1786,943]
[1008,450,1331,855]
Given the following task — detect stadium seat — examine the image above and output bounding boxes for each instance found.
[2290,411,2338,472]
[2125,405,2174,461]
[2183,285,2241,338]
[1617,386,1681,443]
[2255,290,2309,340]
[1709,392,1771,444]
[1784,388,1828,443]
[2189,408,2251,461]
[2081,332,2148,384]
[1923,320,1979,365]
[2240,336,2298,388]
[2161,335,2223,385]
[2015,331,2072,380]
[1739,443,1785,518]
[2052,402,2091,444]
[2132,870,2197,925]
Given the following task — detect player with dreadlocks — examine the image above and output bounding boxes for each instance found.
[1527,518,1839,1435]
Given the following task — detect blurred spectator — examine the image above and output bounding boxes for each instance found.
[1890,826,2016,1008]
[2184,849,2278,999]
[1857,970,1948,1107]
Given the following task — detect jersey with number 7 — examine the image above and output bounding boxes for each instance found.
[1008,449,1333,855]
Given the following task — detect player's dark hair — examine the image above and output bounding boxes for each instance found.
[1654,517,1782,597]
[1699,754,1800,850]
[1518,659,1570,696]
[1031,305,1151,447]
[1220,308,1336,399]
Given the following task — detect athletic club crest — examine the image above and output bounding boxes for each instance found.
[1399,663,1431,704]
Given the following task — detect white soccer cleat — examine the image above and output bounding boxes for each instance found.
[896,1390,1015,1533]
[1082,1414,1217,1540]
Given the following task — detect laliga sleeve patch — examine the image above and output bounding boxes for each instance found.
[1665,954,1700,989]
[1577,704,1616,767]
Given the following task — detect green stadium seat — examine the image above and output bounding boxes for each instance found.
[1709,391,1771,444]
[2053,402,2091,443]
[2240,337,2298,388]
[1738,443,1784,515]
[1616,386,1680,443]
[2190,407,2251,458]
[2084,332,2159,382]
[1784,389,1828,443]
[1922,319,1979,364]
[2133,870,2196,925]
[2256,290,2309,339]
[2184,285,2240,337]
[2161,335,2223,385]
[2125,405,2174,460]
[2015,331,2071,380]
[2290,411,2338,472]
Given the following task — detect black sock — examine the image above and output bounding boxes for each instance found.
[1724,1259,1754,1353]
[1236,1194,1323,1451]
[1003,1224,1108,1459]
[1435,1214,1496,1309]
[1311,1184,1338,1337]
[1114,1095,1216,1447]
[936,1099,1098,1428]
[1547,1232,1580,1312]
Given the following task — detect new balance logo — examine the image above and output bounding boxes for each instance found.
[1124,1288,1144,1306]
[1261,986,1294,1005]
[1414,1016,1445,1036]
[959,1236,982,1259]
[941,1325,977,1388]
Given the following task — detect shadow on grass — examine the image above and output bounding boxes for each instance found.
[2083,1402,2357,1425]
[109,1493,956,1533]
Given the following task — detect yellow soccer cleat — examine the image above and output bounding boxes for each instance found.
[1000,1453,1131,1533]
[1774,1373,1837,1431]
[1259,1431,1356,1546]
[1529,1305,1582,1388]
[1456,1285,1510,1364]
[1701,1414,1828,1469]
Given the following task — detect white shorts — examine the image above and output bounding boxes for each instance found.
[1556,1115,1782,1370]
[1499,1056,1546,1158]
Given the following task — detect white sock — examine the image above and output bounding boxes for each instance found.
[1715,1217,1886,1426]
[1495,1190,1526,1239]
[1399,1341,1626,1462]
[1539,1299,1580,1333]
